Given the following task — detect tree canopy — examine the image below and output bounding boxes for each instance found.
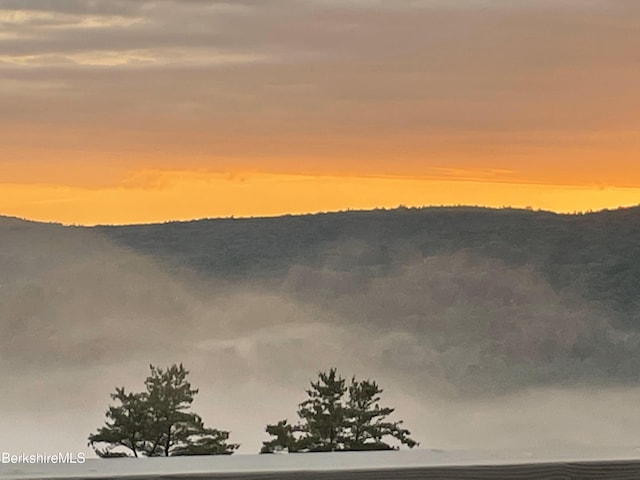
[89,364,239,457]
[261,368,418,453]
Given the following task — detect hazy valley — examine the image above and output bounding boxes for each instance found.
[2,206,640,455]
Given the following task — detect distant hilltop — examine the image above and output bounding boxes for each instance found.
[2,205,640,329]
[3,204,640,394]
[2,204,640,228]
[93,205,640,327]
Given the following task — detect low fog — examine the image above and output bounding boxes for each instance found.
[2,218,640,457]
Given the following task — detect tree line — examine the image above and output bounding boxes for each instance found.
[89,364,417,457]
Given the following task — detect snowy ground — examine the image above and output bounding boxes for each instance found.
[3,448,640,479]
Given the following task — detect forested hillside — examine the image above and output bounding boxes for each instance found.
[2,206,640,397]
[95,206,640,329]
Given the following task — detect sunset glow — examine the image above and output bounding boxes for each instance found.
[1,0,639,224]
[3,170,640,226]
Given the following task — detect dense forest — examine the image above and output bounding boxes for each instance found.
[94,206,640,329]
[2,206,640,398]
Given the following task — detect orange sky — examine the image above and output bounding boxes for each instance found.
[3,169,640,226]
[1,1,639,225]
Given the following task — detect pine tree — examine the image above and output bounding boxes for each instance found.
[343,378,418,450]
[297,368,348,452]
[261,368,418,453]
[88,388,149,458]
[89,364,239,457]
[142,364,201,457]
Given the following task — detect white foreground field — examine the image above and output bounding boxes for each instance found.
[3,448,640,479]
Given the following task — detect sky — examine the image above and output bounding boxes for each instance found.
[1,0,639,225]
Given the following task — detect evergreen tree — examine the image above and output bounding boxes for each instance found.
[344,378,418,450]
[261,368,418,453]
[88,388,149,458]
[142,364,201,457]
[297,368,348,452]
[89,364,239,457]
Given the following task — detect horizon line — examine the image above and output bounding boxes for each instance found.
[2,203,639,228]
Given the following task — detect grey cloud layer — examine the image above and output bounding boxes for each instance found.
[2,0,637,63]
[0,0,639,168]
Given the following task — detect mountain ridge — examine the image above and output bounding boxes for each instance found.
[2,203,640,228]
[3,205,640,328]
